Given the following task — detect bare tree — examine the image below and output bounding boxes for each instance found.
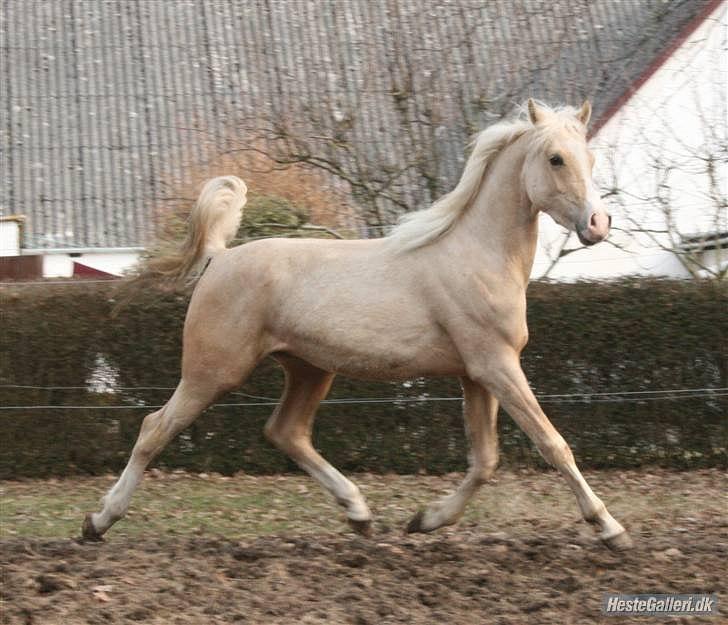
[224,2,527,233]
[535,9,727,282]
[599,69,727,280]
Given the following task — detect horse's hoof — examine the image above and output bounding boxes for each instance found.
[601,530,633,551]
[348,518,373,538]
[406,510,429,534]
[81,513,104,542]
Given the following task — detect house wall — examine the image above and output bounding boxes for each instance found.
[531,1,726,280]
[41,251,141,278]
[0,221,21,256]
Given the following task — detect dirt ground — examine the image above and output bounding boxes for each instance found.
[1,470,726,624]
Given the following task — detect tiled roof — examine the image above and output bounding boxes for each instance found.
[1,0,712,249]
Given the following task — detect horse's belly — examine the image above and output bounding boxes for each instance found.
[337,343,463,379]
[280,324,465,380]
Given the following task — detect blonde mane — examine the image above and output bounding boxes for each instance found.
[389,102,585,251]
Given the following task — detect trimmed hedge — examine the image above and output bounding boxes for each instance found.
[1,279,726,478]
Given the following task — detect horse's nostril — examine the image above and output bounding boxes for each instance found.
[589,212,610,233]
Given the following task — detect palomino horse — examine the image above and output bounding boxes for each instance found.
[83,100,631,550]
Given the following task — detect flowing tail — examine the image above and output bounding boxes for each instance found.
[149,175,248,284]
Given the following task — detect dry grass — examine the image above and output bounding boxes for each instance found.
[1,469,724,541]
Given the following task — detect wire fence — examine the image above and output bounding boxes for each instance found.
[3,279,724,474]
[2,385,726,410]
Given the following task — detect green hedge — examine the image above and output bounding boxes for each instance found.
[1,279,726,478]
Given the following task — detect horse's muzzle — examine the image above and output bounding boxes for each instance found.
[578,212,611,246]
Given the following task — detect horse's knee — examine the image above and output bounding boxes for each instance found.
[138,409,161,434]
[539,436,574,468]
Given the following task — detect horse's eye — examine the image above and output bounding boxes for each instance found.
[549,154,564,167]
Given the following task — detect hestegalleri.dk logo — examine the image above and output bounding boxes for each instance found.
[602,593,718,616]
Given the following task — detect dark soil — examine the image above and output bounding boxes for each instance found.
[2,512,725,624]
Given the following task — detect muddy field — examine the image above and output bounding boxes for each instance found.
[1,470,725,624]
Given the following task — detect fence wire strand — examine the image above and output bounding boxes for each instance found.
[1,386,726,410]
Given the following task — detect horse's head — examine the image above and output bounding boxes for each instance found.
[522,99,610,246]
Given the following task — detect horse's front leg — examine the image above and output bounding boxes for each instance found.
[407,377,498,533]
[468,348,632,550]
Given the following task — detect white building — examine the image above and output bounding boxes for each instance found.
[2,0,721,281]
[533,1,727,280]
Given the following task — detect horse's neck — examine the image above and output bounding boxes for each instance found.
[450,136,538,286]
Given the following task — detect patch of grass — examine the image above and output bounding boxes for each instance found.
[1,469,725,540]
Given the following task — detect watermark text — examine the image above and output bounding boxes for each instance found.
[603,594,718,616]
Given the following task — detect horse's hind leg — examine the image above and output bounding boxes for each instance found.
[82,372,248,540]
[407,377,499,533]
[264,356,372,536]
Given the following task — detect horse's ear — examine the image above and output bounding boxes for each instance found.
[527,98,545,125]
[577,100,592,126]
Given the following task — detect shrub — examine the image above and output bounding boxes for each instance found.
[0,279,725,478]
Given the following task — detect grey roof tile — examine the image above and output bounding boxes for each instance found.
[1,0,712,249]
